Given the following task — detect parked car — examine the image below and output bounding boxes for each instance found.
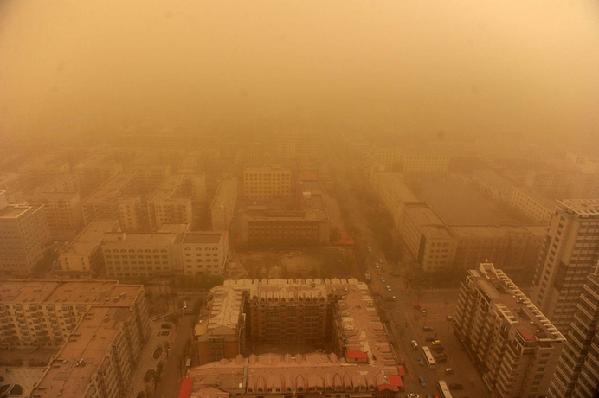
[446,315,454,321]
[445,368,455,375]
[411,340,419,350]
[422,326,434,332]
[431,339,442,345]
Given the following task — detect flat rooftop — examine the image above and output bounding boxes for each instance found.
[470,264,564,344]
[409,176,531,225]
[183,232,224,244]
[31,307,129,398]
[101,232,178,245]
[558,199,599,217]
[0,280,142,307]
[61,221,120,257]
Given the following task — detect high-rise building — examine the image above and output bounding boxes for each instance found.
[0,190,49,276]
[549,272,599,398]
[454,263,565,398]
[532,199,599,332]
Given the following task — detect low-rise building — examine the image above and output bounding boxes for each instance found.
[101,232,180,278]
[454,263,565,398]
[57,220,120,276]
[243,166,292,201]
[397,203,456,272]
[32,190,84,241]
[240,209,330,246]
[180,231,229,276]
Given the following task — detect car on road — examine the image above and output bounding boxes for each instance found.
[431,339,442,345]
[432,345,444,353]
[410,340,418,350]
[391,295,397,301]
[444,368,455,375]
[422,326,434,332]
[435,353,448,363]
[406,394,420,398]
[418,376,427,387]
[425,336,437,342]
[446,315,454,321]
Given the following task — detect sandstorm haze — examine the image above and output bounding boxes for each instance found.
[0,0,598,145]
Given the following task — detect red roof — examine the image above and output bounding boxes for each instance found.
[178,377,193,398]
[389,375,403,388]
[346,350,369,362]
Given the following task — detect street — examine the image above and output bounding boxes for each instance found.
[329,155,489,398]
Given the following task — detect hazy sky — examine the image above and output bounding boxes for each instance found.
[1,0,598,143]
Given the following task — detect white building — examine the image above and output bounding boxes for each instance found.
[179,232,229,276]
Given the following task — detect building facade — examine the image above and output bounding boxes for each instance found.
[210,178,237,231]
[240,209,330,246]
[190,279,402,398]
[180,231,229,276]
[549,272,599,398]
[101,232,179,278]
[243,166,292,201]
[454,263,565,398]
[0,190,49,276]
[532,200,599,332]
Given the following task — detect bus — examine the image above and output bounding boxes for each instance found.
[421,346,436,368]
[437,380,453,398]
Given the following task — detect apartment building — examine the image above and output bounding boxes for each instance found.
[532,199,599,332]
[0,280,149,350]
[0,280,152,398]
[180,231,229,276]
[397,203,456,272]
[189,279,402,398]
[510,188,555,224]
[117,175,195,232]
[210,178,238,231]
[366,147,449,175]
[101,232,179,278]
[549,272,599,398]
[454,263,565,398]
[32,191,84,241]
[243,166,292,201]
[240,209,330,246]
[57,221,120,276]
[0,190,49,276]
[83,175,132,224]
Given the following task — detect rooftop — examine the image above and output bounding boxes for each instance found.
[469,263,564,344]
[60,221,120,257]
[0,280,143,307]
[31,307,129,398]
[101,232,179,246]
[183,232,224,244]
[558,199,599,217]
[189,279,400,398]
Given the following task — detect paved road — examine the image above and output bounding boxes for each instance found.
[330,154,489,398]
[154,314,195,398]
